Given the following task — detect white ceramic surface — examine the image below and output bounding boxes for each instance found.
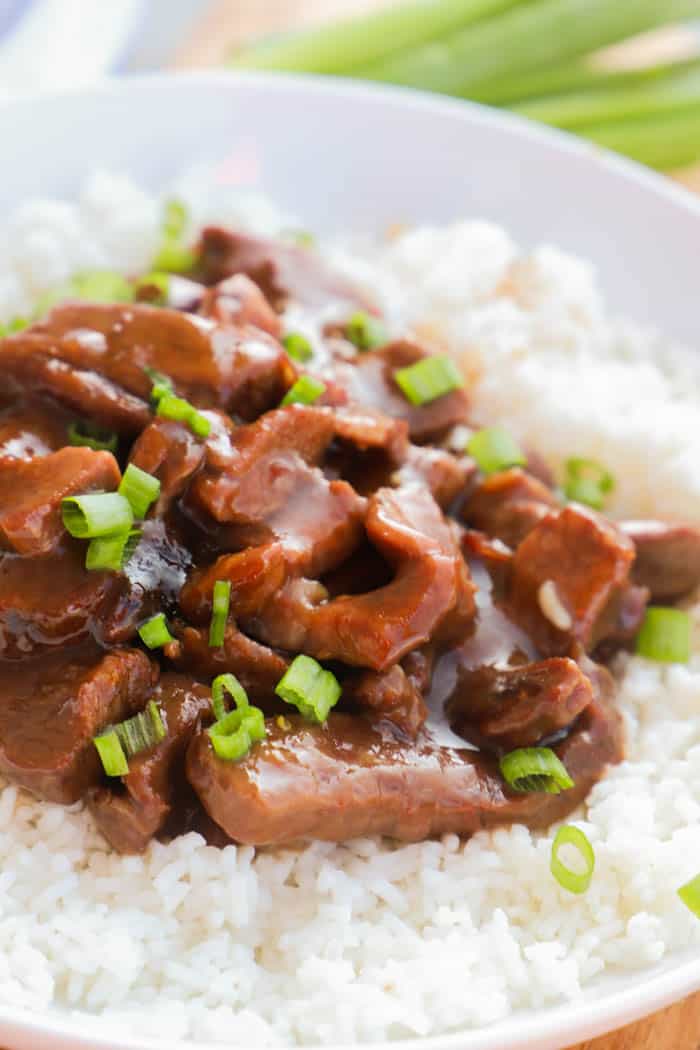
[0,72,698,1050]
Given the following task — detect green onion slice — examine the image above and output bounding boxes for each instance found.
[564,458,615,510]
[346,312,388,351]
[636,606,691,664]
[280,375,326,406]
[163,198,188,240]
[275,654,341,723]
[144,367,175,404]
[156,393,211,438]
[85,528,141,572]
[114,700,167,760]
[283,332,313,362]
[93,730,129,777]
[67,421,119,453]
[550,825,596,895]
[153,241,195,274]
[70,270,134,303]
[678,873,700,918]
[211,671,249,722]
[209,580,232,649]
[118,463,161,520]
[62,492,133,539]
[138,612,175,650]
[394,355,463,406]
[467,426,527,475]
[0,316,29,336]
[500,747,574,795]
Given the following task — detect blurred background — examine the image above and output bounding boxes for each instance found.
[1,0,700,187]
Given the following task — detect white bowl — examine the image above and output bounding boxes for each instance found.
[0,72,698,1050]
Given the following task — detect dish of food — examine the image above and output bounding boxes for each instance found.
[0,74,698,1050]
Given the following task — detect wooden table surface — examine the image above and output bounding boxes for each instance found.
[12,5,700,1050]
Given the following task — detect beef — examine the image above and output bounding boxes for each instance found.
[462,467,558,548]
[244,485,476,671]
[0,644,155,803]
[196,226,375,312]
[394,445,477,509]
[199,274,281,338]
[446,657,594,754]
[88,674,212,853]
[167,623,289,704]
[0,446,121,556]
[343,653,431,738]
[0,397,73,461]
[506,506,636,655]
[186,695,622,846]
[129,418,207,515]
[622,520,700,601]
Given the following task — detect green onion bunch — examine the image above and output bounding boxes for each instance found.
[231,0,700,172]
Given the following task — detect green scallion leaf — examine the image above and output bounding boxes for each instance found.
[2,316,29,334]
[636,606,691,664]
[280,375,326,406]
[394,354,463,406]
[118,463,161,520]
[69,270,134,304]
[153,241,196,275]
[283,332,313,362]
[275,654,341,723]
[67,421,119,454]
[346,311,388,351]
[93,730,129,777]
[211,671,249,722]
[678,873,700,918]
[564,458,615,510]
[113,700,167,760]
[550,824,596,894]
[208,676,265,762]
[156,393,211,439]
[85,527,141,572]
[500,747,574,795]
[62,492,133,539]
[145,367,175,404]
[163,198,188,240]
[209,581,232,649]
[138,612,175,650]
[467,426,527,475]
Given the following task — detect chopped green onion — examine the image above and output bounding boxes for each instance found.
[94,730,129,777]
[114,700,167,759]
[134,271,171,305]
[678,873,700,918]
[156,393,211,438]
[394,354,463,406]
[138,612,175,650]
[283,332,313,362]
[62,492,133,539]
[209,580,232,649]
[152,241,196,274]
[285,229,315,247]
[281,375,326,406]
[346,312,388,351]
[7,316,29,333]
[144,367,175,404]
[67,421,119,453]
[85,528,141,572]
[211,671,249,722]
[636,607,691,664]
[70,270,134,303]
[467,426,527,474]
[162,198,188,241]
[500,747,574,794]
[275,654,341,723]
[550,824,596,894]
[564,458,615,510]
[118,464,161,519]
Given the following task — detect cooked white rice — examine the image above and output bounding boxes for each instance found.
[0,172,698,1046]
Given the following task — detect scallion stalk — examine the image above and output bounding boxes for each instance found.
[275,655,341,723]
[467,427,526,475]
[280,376,326,406]
[550,824,596,894]
[138,613,175,650]
[62,492,133,539]
[500,747,574,794]
[118,464,161,520]
[208,582,232,649]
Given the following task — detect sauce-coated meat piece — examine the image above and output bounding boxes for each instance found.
[199,274,282,338]
[446,657,594,754]
[129,418,208,516]
[0,644,155,803]
[463,467,558,549]
[167,623,289,705]
[507,506,636,655]
[622,520,700,602]
[244,485,475,671]
[343,658,430,738]
[0,446,120,556]
[186,695,622,846]
[196,226,376,312]
[0,397,74,461]
[88,674,212,854]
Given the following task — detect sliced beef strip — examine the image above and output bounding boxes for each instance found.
[622,520,700,601]
[462,467,559,549]
[166,623,289,706]
[395,445,477,509]
[244,484,476,671]
[0,644,156,803]
[34,301,295,420]
[196,226,376,312]
[187,692,622,846]
[87,674,212,854]
[0,333,151,434]
[446,657,594,754]
[0,397,74,461]
[199,273,281,338]
[0,446,121,557]
[343,649,434,738]
[129,418,208,516]
[338,341,470,443]
[506,505,637,656]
